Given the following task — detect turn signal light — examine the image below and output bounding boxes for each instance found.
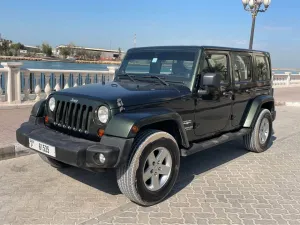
[44,116,49,123]
[131,125,139,133]
[97,129,105,137]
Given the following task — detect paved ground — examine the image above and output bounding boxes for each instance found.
[1,106,300,225]
[274,87,300,102]
[0,107,30,147]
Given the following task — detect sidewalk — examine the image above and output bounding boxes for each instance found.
[0,87,300,159]
[274,87,300,105]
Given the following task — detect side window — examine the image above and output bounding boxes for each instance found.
[232,53,252,82]
[202,53,228,82]
[255,55,270,81]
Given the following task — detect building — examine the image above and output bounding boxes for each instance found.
[55,45,125,60]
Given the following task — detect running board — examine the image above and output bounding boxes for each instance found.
[181,128,251,157]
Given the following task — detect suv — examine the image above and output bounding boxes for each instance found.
[16,46,276,206]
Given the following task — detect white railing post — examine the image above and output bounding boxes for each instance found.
[54,72,61,91]
[107,66,116,82]
[285,72,291,86]
[44,72,52,98]
[1,62,23,103]
[23,70,31,101]
[73,73,79,87]
[64,73,70,89]
[34,74,42,101]
[82,73,87,85]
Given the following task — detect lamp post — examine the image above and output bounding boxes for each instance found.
[242,0,271,49]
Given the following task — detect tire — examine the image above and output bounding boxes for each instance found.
[243,108,273,153]
[116,129,180,206]
[39,154,70,168]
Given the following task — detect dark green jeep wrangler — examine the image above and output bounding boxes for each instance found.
[16,46,276,206]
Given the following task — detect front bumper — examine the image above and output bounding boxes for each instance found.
[16,119,133,170]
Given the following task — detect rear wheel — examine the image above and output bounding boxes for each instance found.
[116,129,180,206]
[243,109,273,153]
[39,154,70,168]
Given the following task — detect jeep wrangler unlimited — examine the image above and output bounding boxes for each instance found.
[16,46,276,206]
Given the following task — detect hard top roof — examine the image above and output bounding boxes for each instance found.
[127,45,269,54]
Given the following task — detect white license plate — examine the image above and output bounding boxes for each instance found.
[28,138,56,157]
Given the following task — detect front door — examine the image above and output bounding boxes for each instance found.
[194,51,233,137]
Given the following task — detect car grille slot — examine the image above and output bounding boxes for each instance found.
[52,101,92,133]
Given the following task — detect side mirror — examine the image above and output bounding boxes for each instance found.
[197,73,221,96]
[202,73,221,88]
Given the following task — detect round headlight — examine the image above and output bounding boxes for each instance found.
[49,97,56,112]
[97,106,109,123]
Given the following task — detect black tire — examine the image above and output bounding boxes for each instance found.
[243,109,273,153]
[39,154,70,168]
[116,129,180,206]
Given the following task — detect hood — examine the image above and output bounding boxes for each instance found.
[53,81,191,109]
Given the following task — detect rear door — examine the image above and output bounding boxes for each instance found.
[231,51,256,127]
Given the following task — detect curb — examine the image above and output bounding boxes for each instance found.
[275,101,300,107]
[0,143,35,160]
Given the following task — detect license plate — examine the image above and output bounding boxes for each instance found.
[28,138,56,157]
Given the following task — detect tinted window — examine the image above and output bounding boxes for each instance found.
[255,55,270,81]
[232,53,252,82]
[202,54,228,82]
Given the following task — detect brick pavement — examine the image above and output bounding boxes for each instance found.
[0,107,31,147]
[1,106,300,224]
[274,87,300,103]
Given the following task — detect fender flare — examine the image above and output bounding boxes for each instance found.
[243,95,274,128]
[104,108,190,148]
[31,100,46,117]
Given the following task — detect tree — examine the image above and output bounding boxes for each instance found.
[0,40,10,55]
[41,42,52,57]
[60,47,70,58]
[10,42,25,56]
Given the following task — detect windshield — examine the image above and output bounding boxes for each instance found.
[117,50,197,86]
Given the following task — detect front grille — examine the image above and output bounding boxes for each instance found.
[53,100,93,134]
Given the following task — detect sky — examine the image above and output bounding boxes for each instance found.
[0,0,299,68]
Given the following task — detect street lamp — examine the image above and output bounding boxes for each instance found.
[242,0,271,49]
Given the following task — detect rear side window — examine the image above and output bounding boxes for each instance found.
[232,52,252,82]
[255,55,270,81]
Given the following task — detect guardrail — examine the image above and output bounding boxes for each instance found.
[0,62,116,103]
[0,62,299,104]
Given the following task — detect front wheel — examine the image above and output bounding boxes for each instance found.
[243,109,273,153]
[116,129,180,206]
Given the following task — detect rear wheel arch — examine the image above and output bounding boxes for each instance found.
[243,95,274,128]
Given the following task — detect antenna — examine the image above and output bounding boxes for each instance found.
[134,34,136,48]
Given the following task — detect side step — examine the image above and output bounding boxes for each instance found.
[181,128,251,157]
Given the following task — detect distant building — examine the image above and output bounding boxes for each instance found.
[54,45,125,60]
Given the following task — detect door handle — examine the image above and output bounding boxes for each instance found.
[245,89,251,94]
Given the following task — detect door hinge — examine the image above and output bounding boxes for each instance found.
[230,115,235,120]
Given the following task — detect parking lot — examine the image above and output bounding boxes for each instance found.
[1,106,300,225]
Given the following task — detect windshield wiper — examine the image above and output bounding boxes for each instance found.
[118,73,137,83]
[142,75,169,86]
